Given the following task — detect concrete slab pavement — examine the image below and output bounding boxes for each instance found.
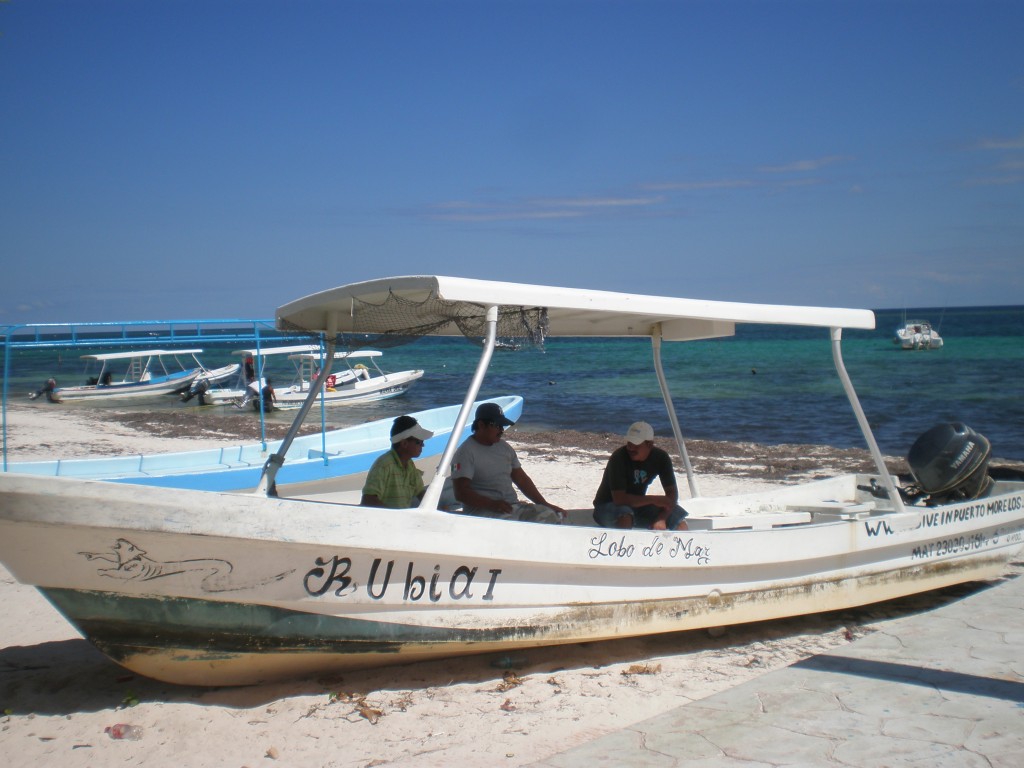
[532,573,1024,767]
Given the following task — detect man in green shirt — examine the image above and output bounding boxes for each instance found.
[361,415,434,509]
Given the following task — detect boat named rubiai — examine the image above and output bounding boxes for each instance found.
[1,276,1020,686]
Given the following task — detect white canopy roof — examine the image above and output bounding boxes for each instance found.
[80,348,204,361]
[288,350,383,361]
[231,345,382,360]
[231,344,323,357]
[276,276,875,341]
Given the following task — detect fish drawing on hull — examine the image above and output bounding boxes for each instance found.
[79,538,293,593]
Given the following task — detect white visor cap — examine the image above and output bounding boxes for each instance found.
[391,423,434,444]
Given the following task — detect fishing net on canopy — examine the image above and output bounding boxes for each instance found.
[279,289,549,351]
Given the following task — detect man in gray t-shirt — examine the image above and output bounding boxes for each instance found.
[451,402,565,524]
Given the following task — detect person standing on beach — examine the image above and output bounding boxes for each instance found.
[451,402,565,524]
[255,378,276,412]
[361,416,434,508]
[593,421,689,531]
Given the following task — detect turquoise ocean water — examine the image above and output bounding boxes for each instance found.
[4,306,1023,461]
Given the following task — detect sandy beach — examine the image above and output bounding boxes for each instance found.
[1,402,1020,767]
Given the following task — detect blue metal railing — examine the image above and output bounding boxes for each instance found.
[1,318,317,470]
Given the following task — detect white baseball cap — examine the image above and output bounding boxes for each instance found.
[625,421,654,444]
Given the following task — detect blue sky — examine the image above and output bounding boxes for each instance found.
[2,0,1022,324]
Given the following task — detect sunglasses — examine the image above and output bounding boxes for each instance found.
[406,437,424,445]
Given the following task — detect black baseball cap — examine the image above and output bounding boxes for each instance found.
[475,402,515,427]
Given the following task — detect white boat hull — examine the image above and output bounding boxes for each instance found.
[894,321,943,350]
[53,368,201,401]
[2,472,1021,686]
[204,369,424,408]
[2,276,1018,688]
[896,334,944,350]
[191,363,240,387]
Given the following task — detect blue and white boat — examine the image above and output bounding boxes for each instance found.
[40,348,230,402]
[4,395,522,496]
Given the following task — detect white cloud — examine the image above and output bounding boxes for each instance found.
[758,155,853,174]
[532,196,664,208]
[963,174,1023,187]
[975,132,1024,151]
[641,179,755,192]
[424,194,664,222]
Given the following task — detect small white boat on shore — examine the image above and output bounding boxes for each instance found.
[37,348,216,402]
[894,319,943,350]
[202,346,423,409]
[1,276,1021,687]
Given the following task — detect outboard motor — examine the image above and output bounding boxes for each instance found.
[181,376,211,405]
[907,422,992,504]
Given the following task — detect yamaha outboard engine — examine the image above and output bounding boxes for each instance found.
[907,422,992,504]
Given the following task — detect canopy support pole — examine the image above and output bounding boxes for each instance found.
[420,305,498,511]
[255,318,338,497]
[1,327,12,472]
[830,327,905,513]
[254,331,267,450]
[652,329,700,498]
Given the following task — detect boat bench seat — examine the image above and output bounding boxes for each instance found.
[307,450,342,459]
[138,449,251,473]
[57,456,145,477]
[687,511,813,530]
[788,500,877,521]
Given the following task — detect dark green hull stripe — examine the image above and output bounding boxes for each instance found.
[42,589,521,659]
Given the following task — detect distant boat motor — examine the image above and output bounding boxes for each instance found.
[181,376,211,405]
[907,422,992,504]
